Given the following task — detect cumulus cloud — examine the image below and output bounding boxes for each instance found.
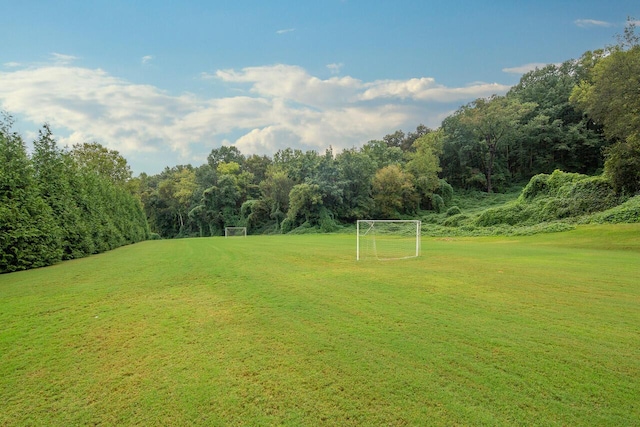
[141,55,154,64]
[0,66,198,155]
[235,126,304,154]
[216,64,509,107]
[0,61,512,173]
[358,78,509,102]
[216,64,363,107]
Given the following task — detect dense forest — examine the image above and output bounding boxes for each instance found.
[1,22,639,271]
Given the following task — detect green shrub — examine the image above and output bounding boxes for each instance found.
[442,213,469,227]
[466,171,487,190]
[435,179,454,206]
[519,173,549,201]
[538,197,571,221]
[286,221,317,234]
[280,217,294,233]
[521,170,588,201]
[546,170,587,197]
[565,176,619,214]
[319,208,339,232]
[430,193,445,213]
[604,137,640,195]
[475,203,527,226]
[445,206,462,216]
[591,196,640,224]
[510,222,576,235]
[421,212,442,224]
[484,171,624,227]
[423,171,634,236]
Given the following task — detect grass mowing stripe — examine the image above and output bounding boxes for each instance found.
[1,225,639,425]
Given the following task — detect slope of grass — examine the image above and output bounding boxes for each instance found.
[1,225,639,425]
[422,172,638,237]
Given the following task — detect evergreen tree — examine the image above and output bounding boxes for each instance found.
[0,115,62,272]
[32,124,94,259]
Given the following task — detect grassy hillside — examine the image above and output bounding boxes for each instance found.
[422,171,639,237]
[1,226,639,425]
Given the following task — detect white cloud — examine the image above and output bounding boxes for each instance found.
[216,64,363,107]
[359,78,510,102]
[0,62,513,173]
[359,77,437,100]
[3,62,21,68]
[0,66,195,155]
[276,28,295,34]
[574,19,613,28]
[141,55,154,65]
[216,64,509,107]
[235,126,303,154]
[50,52,78,65]
[502,62,560,74]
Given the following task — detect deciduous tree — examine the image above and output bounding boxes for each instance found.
[372,164,417,218]
[71,142,132,186]
[570,20,640,194]
[336,148,376,220]
[451,96,536,192]
[405,130,443,207]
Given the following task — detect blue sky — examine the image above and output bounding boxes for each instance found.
[1,1,638,174]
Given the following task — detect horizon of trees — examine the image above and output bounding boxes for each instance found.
[136,20,639,238]
[2,20,638,266]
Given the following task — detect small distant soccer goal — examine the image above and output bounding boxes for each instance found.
[357,220,421,261]
[224,226,247,238]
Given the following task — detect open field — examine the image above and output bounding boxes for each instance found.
[1,225,639,426]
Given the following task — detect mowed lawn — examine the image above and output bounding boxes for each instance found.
[1,225,639,426]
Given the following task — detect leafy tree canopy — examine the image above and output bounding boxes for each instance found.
[71,142,132,186]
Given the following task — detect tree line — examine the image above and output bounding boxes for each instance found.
[139,25,639,238]
[136,127,446,238]
[0,116,150,273]
[2,21,638,265]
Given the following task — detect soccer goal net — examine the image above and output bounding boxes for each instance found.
[224,227,247,237]
[356,220,421,261]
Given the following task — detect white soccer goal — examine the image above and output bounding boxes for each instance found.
[356,220,421,261]
[224,226,247,238]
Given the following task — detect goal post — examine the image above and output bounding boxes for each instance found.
[224,226,247,238]
[357,220,421,261]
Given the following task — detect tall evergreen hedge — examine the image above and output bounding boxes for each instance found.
[1,119,150,274]
[1,125,62,272]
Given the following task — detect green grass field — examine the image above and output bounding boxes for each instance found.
[1,225,639,426]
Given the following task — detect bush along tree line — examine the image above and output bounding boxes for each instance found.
[0,115,150,273]
[140,22,639,238]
